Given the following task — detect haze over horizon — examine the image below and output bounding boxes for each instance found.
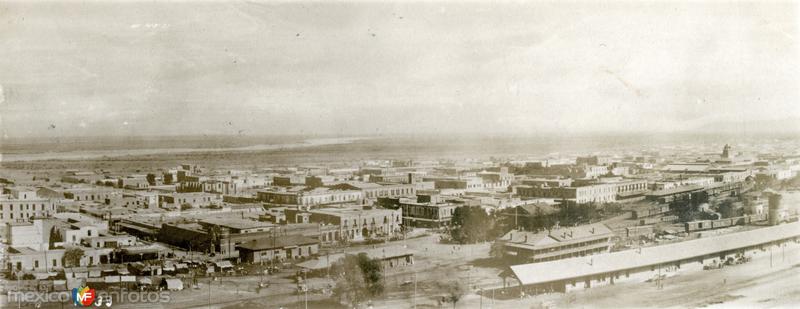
[1,1,798,139]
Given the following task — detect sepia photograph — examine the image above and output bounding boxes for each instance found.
[0,1,799,308]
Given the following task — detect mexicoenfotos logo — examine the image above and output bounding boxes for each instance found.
[72,286,96,307]
[8,288,169,306]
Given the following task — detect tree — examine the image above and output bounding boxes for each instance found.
[331,253,384,306]
[146,173,157,186]
[439,280,466,309]
[208,225,221,254]
[63,248,84,267]
[717,199,740,218]
[49,226,63,249]
[450,206,492,244]
[526,207,556,232]
[556,203,598,226]
[357,253,383,296]
[180,203,192,211]
[489,240,506,260]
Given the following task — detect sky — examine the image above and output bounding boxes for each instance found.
[0,1,798,138]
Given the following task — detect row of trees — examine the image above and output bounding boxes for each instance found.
[448,202,616,245]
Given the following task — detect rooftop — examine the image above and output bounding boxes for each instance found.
[647,184,705,197]
[237,235,319,251]
[297,246,414,270]
[662,164,711,173]
[200,218,275,230]
[511,221,800,286]
[500,223,612,248]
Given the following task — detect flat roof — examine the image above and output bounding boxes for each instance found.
[200,218,275,230]
[311,207,397,216]
[297,246,414,270]
[647,184,705,196]
[237,235,319,251]
[511,221,800,286]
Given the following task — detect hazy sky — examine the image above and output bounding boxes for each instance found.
[0,1,798,138]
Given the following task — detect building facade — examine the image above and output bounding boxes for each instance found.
[1,188,57,224]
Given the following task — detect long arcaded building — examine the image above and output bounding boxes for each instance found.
[503,221,800,294]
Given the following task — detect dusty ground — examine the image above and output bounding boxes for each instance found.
[134,231,800,309]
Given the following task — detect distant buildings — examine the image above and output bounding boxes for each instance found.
[400,193,463,228]
[61,187,122,204]
[329,182,416,200]
[237,235,320,263]
[6,246,114,272]
[516,184,616,204]
[284,206,403,241]
[651,176,715,191]
[158,192,222,209]
[257,187,362,207]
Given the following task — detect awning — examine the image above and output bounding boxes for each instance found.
[138,277,153,285]
[120,276,136,283]
[163,278,183,291]
[297,257,338,270]
[89,270,102,278]
[104,276,121,283]
[33,272,58,280]
[214,260,234,268]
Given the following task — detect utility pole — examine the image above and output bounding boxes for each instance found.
[413,270,417,309]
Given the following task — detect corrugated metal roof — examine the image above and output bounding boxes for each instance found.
[510,222,800,286]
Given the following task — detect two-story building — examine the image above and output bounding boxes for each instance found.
[496,223,613,264]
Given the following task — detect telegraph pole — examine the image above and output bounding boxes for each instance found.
[413,270,417,309]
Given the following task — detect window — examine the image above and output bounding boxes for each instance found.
[52,259,57,267]
[35,260,39,268]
